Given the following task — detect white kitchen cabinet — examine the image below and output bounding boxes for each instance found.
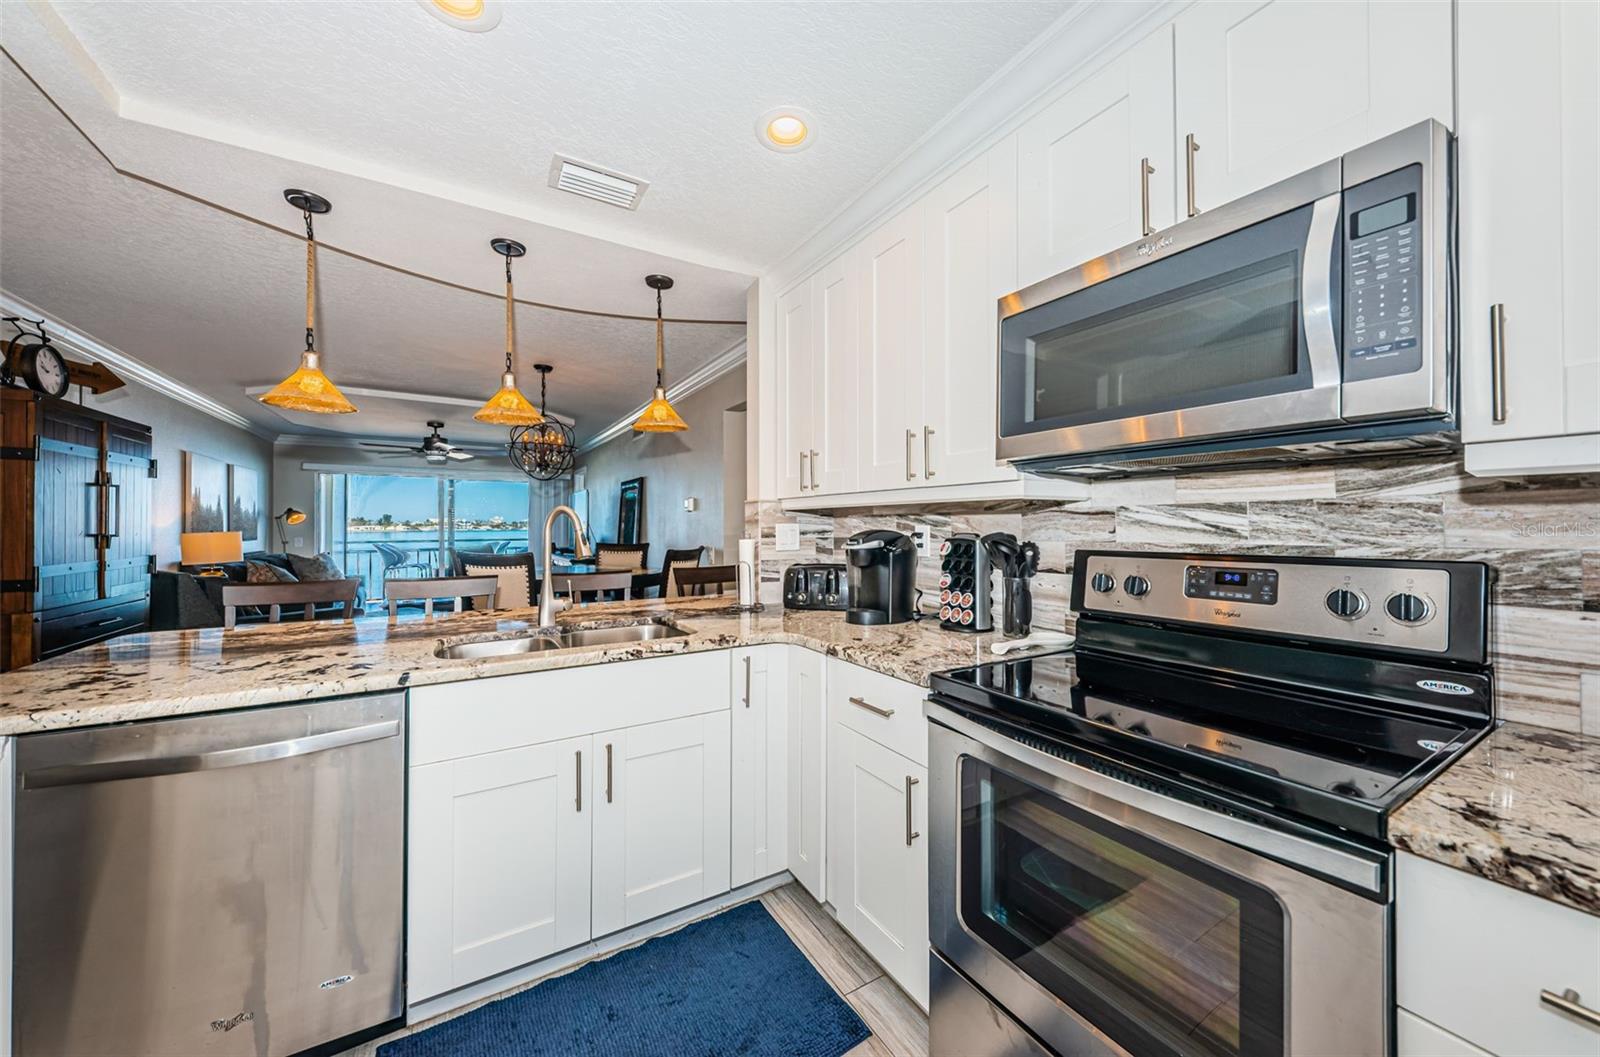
[1398,852,1600,1057]
[731,646,788,887]
[1174,1,1451,213]
[1398,1010,1494,1057]
[408,735,593,1001]
[593,712,732,936]
[856,203,925,491]
[775,278,815,498]
[1017,26,1175,287]
[920,136,1020,487]
[811,253,860,493]
[1459,0,1600,474]
[828,723,930,1009]
[786,646,827,902]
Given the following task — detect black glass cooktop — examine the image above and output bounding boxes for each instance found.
[931,648,1491,841]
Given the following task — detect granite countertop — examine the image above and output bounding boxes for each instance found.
[1391,723,1600,916]
[0,595,1021,735]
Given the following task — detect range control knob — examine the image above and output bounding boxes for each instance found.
[1090,572,1116,594]
[1386,592,1431,624]
[1325,588,1368,620]
[1123,575,1151,598]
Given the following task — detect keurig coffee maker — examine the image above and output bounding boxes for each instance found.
[844,530,916,625]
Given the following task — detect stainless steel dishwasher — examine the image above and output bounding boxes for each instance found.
[13,692,406,1057]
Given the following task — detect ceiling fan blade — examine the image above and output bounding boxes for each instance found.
[445,449,475,461]
[361,443,420,451]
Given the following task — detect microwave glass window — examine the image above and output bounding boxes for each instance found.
[1351,194,1414,239]
[958,759,1285,1057]
[1026,253,1300,425]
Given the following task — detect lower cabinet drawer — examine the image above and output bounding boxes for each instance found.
[39,597,147,658]
[1398,852,1600,1056]
[1398,1009,1494,1057]
[826,657,928,767]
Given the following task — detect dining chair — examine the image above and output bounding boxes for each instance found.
[383,576,499,620]
[673,564,737,597]
[649,546,705,598]
[551,571,633,605]
[373,542,432,580]
[222,580,361,630]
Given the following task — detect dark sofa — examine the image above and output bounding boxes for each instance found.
[150,551,367,631]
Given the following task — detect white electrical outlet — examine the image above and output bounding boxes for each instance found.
[683,497,698,512]
[910,523,933,557]
[291,536,305,549]
[775,522,801,552]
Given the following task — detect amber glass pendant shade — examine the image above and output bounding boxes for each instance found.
[633,385,688,432]
[475,370,543,425]
[260,350,357,414]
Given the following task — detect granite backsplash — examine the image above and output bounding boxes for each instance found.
[751,454,1600,734]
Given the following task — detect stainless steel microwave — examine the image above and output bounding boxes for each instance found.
[997,120,1454,476]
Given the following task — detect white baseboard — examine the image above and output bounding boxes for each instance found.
[406,872,792,1026]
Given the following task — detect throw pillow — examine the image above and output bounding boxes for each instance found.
[245,559,298,584]
[465,562,530,610]
[288,552,344,582]
[597,547,646,572]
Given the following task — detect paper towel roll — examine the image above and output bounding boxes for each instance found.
[737,538,758,607]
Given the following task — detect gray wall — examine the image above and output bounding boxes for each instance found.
[79,382,274,568]
[578,365,747,563]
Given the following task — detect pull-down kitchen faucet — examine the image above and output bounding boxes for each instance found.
[538,504,593,627]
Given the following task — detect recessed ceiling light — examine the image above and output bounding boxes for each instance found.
[757,107,815,153]
[417,0,502,32]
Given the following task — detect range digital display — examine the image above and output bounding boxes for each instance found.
[1215,570,1247,585]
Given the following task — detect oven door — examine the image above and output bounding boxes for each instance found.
[997,163,1344,462]
[928,705,1391,1057]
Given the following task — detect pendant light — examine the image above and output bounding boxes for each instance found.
[632,274,688,432]
[508,364,578,480]
[473,238,543,426]
[259,189,357,414]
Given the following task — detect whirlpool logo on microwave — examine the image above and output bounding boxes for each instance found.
[1137,235,1175,256]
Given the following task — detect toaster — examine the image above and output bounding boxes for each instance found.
[783,563,849,611]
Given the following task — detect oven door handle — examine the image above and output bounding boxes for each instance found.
[926,701,1385,895]
[1302,192,1344,397]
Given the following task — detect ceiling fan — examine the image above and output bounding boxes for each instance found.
[360,421,475,463]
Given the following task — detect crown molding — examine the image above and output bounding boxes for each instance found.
[764,0,1185,291]
[0,289,265,435]
[579,336,747,454]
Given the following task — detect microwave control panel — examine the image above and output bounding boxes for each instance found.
[1343,163,1425,382]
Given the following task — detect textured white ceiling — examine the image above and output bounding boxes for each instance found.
[0,59,744,445]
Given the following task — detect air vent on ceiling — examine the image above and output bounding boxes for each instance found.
[547,155,648,210]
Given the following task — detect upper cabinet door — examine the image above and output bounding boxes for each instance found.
[1017,26,1176,288]
[1175,1,1452,211]
[855,203,925,491]
[812,253,860,494]
[775,278,815,498]
[921,136,1020,487]
[1459,0,1600,448]
[592,713,731,937]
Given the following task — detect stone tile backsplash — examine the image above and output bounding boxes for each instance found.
[751,454,1600,734]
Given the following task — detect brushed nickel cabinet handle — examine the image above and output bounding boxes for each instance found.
[605,742,614,803]
[809,449,820,490]
[575,750,582,812]
[906,430,917,480]
[1541,989,1600,1028]
[1140,156,1155,236]
[1185,133,1201,218]
[799,450,809,490]
[923,427,935,479]
[905,775,920,846]
[742,655,752,708]
[849,695,894,718]
[1490,303,1508,423]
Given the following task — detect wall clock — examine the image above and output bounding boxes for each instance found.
[3,327,71,399]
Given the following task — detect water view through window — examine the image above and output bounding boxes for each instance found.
[322,474,533,592]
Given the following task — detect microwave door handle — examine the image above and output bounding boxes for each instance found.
[1301,193,1343,398]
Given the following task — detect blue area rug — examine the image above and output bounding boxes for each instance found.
[380,899,872,1057]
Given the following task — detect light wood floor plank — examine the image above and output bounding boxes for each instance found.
[761,882,884,995]
[846,976,930,1057]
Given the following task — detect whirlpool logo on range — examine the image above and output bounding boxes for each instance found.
[1212,606,1243,620]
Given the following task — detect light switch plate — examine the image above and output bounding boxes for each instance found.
[775,522,800,552]
[910,523,932,557]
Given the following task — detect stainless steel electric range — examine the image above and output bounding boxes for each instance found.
[926,549,1494,1057]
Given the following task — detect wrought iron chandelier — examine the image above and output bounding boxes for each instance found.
[507,364,577,480]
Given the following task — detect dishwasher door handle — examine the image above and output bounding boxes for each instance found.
[22,719,403,789]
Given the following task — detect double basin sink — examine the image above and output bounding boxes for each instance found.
[436,619,690,660]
